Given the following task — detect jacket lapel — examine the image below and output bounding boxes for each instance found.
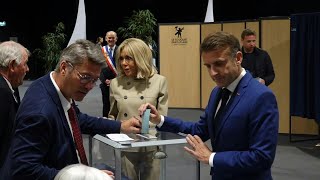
[215,72,252,139]
[206,88,222,142]
[42,74,74,138]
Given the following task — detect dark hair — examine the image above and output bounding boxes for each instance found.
[241,29,256,39]
[200,31,240,58]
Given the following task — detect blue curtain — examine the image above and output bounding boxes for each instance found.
[290,12,320,125]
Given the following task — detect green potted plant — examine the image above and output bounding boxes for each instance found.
[33,22,67,73]
[117,9,157,49]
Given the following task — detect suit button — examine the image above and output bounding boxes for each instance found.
[124,96,127,99]
[127,82,131,85]
[140,96,144,100]
[124,113,127,117]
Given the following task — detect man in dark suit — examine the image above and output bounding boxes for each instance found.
[139,32,279,180]
[100,31,118,117]
[241,28,275,86]
[0,41,30,173]
[3,39,141,180]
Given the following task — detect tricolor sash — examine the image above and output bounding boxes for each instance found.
[102,46,117,76]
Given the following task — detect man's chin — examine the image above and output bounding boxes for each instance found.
[73,94,86,101]
[12,81,23,88]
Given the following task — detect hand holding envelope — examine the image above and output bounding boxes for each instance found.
[138,103,162,125]
[134,109,157,139]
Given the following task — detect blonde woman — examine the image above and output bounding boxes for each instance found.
[109,38,168,180]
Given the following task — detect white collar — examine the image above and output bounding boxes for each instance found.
[50,72,72,112]
[225,68,246,93]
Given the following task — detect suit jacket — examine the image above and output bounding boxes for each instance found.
[241,47,275,86]
[100,45,118,86]
[158,72,279,180]
[4,73,122,180]
[109,74,168,152]
[0,75,19,169]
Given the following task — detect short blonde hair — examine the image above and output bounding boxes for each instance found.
[54,164,113,180]
[115,38,157,78]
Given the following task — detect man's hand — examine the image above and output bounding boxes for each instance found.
[138,103,161,125]
[105,79,111,86]
[184,134,212,164]
[101,170,115,179]
[120,117,141,134]
[256,77,265,85]
[259,78,265,85]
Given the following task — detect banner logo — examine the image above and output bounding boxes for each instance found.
[171,26,187,45]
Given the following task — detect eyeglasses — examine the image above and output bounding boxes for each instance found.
[67,62,99,85]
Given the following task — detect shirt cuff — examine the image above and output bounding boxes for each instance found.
[209,152,216,167]
[157,115,165,128]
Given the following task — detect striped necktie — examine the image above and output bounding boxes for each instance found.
[68,105,88,165]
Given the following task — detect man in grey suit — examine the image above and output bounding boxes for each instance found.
[0,41,30,174]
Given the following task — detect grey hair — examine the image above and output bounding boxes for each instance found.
[0,41,30,68]
[106,31,117,38]
[54,164,113,180]
[54,39,106,72]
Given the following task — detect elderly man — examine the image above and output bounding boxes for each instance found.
[0,41,30,173]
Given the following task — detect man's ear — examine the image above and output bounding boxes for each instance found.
[8,60,16,72]
[60,61,68,75]
[235,51,243,65]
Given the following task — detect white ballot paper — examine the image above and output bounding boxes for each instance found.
[106,133,134,142]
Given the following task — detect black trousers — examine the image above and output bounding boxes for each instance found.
[100,84,110,117]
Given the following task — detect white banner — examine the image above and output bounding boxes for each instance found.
[204,0,214,22]
[68,0,86,46]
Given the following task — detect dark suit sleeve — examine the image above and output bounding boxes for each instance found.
[0,88,12,136]
[157,88,218,142]
[75,105,121,135]
[158,94,215,142]
[0,87,15,167]
[160,114,211,142]
[263,52,275,86]
[10,115,59,180]
[99,67,117,89]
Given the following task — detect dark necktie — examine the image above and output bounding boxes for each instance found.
[109,47,115,65]
[13,88,20,105]
[214,88,231,132]
[68,105,88,165]
[109,47,113,59]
